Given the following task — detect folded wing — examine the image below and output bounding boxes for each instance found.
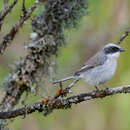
[74,52,107,75]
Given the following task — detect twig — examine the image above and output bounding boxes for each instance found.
[0,0,39,54]
[0,85,130,119]
[0,0,18,30]
[22,0,27,18]
[116,28,130,44]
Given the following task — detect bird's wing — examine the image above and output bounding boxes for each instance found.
[74,52,107,75]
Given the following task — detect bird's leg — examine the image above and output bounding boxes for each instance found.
[68,78,80,89]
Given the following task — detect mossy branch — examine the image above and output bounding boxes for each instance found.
[0,85,130,119]
[0,0,88,129]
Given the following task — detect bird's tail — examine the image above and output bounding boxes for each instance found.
[53,76,74,84]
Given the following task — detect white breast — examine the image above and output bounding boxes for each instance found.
[80,58,117,86]
[107,52,120,59]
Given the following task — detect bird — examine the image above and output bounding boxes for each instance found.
[53,43,125,89]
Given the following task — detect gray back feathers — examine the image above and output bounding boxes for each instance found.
[75,51,107,75]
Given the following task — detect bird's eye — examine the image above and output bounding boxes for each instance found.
[111,47,119,52]
[104,46,120,54]
[111,46,120,52]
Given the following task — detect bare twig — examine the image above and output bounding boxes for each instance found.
[117,28,130,44]
[22,0,27,17]
[0,85,130,119]
[0,0,18,30]
[0,0,39,54]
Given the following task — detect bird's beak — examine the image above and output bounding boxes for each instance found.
[120,48,125,52]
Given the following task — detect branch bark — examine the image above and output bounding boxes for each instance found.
[0,0,18,30]
[0,0,88,129]
[0,0,39,54]
[0,85,130,119]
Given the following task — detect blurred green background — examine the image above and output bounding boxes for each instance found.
[0,0,130,130]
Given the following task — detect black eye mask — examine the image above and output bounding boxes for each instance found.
[104,46,120,54]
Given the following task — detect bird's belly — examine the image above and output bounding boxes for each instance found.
[80,59,117,86]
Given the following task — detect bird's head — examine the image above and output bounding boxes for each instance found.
[103,43,125,59]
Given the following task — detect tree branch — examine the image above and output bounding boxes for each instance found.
[0,27,129,120]
[0,0,18,30]
[0,0,39,54]
[0,0,88,129]
[0,85,130,119]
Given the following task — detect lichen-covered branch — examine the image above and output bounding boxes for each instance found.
[0,0,88,110]
[0,85,130,119]
[0,0,18,30]
[0,0,39,54]
[0,0,88,129]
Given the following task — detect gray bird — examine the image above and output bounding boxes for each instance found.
[54,43,125,89]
